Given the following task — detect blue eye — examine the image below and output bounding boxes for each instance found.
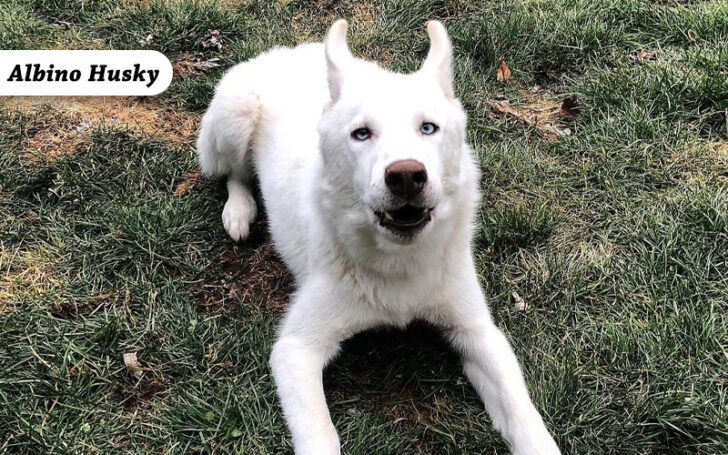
[352,127,372,141]
[420,122,438,135]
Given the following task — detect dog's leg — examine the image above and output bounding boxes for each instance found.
[222,171,257,241]
[434,264,561,455]
[270,279,361,455]
[196,77,261,242]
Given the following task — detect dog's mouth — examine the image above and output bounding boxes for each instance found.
[374,205,433,236]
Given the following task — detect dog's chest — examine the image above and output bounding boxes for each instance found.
[340,261,443,324]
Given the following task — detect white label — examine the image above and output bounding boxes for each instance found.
[0,50,173,96]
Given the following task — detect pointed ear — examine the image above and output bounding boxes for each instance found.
[325,19,352,102]
[419,20,454,99]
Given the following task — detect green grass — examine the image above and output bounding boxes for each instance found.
[1,0,727,454]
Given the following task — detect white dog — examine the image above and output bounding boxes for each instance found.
[197,19,561,455]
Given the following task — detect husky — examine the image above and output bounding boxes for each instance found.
[196,19,561,455]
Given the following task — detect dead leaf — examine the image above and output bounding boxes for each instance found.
[630,49,655,63]
[76,121,92,132]
[192,58,220,71]
[512,292,528,310]
[496,55,511,83]
[492,100,536,125]
[541,125,572,137]
[173,56,221,76]
[638,49,654,60]
[174,169,202,196]
[200,29,223,51]
[123,353,143,379]
[492,100,518,117]
[139,34,154,47]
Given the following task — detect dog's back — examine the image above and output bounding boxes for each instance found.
[197,43,331,274]
[197,43,327,173]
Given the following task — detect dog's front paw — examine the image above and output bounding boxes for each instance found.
[222,196,255,241]
[512,430,561,455]
[294,431,340,455]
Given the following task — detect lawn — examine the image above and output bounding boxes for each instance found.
[1,0,727,454]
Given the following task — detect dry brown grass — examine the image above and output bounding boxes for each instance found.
[0,245,61,312]
[665,139,728,186]
[172,53,222,77]
[709,140,728,163]
[1,97,199,163]
[292,0,377,41]
[490,90,578,140]
[174,169,203,196]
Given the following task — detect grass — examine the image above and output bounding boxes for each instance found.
[1,0,727,453]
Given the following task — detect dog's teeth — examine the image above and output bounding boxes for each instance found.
[384,212,394,220]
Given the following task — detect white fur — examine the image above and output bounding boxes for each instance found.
[197,20,561,455]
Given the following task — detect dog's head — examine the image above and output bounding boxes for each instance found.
[318,20,471,247]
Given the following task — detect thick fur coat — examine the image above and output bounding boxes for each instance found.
[197,19,560,455]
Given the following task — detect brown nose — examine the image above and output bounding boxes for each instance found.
[384,159,428,199]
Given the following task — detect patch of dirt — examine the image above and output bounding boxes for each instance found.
[112,349,169,409]
[200,239,293,313]
[225,241,292,311]
[116,375,168,410]
[323,321,465,442]
[1,97,199,163]
[25,121,90,162]
[489,90,580,140]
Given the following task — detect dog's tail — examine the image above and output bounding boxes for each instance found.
[196,67,262,179]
